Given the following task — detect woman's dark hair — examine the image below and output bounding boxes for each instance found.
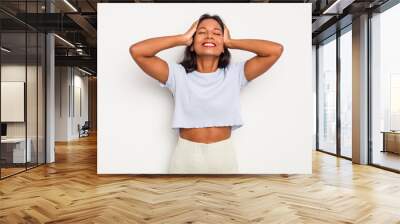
[180,14,231,73]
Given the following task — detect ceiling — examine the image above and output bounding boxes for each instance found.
[0,0,392,75]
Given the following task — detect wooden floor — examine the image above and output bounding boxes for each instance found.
[1,134,400,223]
[0,167,26,178]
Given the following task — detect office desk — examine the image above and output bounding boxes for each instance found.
[381,131,400,154]
[1,138,32,163]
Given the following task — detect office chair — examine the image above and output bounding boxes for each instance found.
[79,121,90,138]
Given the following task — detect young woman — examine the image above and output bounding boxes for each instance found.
[129,14,283,174]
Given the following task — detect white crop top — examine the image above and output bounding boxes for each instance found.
[159,61,251,132]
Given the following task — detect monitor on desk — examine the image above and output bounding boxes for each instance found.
[1,123,7,138]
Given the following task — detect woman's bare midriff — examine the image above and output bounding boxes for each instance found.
[179,126,232,144]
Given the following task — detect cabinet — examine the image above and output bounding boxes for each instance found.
[382,131,400,154]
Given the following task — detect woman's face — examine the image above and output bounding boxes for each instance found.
[192,18,224,57]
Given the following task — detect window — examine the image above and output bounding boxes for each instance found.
[371,3,400,171]
[317,36,337,154]
[339,28,352,158]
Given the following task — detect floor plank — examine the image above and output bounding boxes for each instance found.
[1,133,400,223]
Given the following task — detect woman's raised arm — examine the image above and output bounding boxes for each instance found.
[129,21,198,84]
[223,26,284,82]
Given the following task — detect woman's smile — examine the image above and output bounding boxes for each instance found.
[202,42,216,47]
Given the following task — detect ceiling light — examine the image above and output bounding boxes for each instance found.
[78,67,93,76]
[1,47,11,53]
[322,0,355,14]
[54,34,75,48]
[323,0,342,14]
[63,0,78,12]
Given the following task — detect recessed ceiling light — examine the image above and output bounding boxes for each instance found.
[54,34,75,48]
[1,47,11,53]
[63,0,78,12]
[322,0,355,14]
[77,67,93,76]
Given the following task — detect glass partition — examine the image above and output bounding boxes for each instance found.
[339,27,352,158]
[38,32,45,165]
[1,31,28,177]
[27,31,38,169]
[0,1,46,179]
[317,36,337,154]
[371,3,400,171]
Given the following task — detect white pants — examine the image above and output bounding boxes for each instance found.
[168,136,239,174]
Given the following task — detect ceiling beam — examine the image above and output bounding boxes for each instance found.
[55,55,96,71]
[67,13,97,43]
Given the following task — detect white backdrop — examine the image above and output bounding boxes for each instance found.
[97,3,312,174]
[1,82,25,122]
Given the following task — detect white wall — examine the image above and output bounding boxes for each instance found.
[312,45,316,150]
[55,66,69,141]
[98,3,313,174]
[72,72,89,138]
[55,67,89,141]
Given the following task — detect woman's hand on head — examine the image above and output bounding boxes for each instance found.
[223,25,233,48]
[182,20,199,46]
